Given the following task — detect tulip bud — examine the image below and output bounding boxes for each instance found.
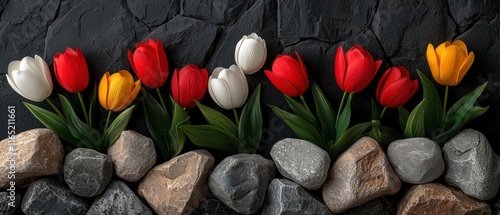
[6,55,53,102]
[376,67,419,108]
[128,38,169,88]
[171,64,209,109]
[209,65,249,110]
[426,40,474,86]
[98,70,141,112]
[265,51,309,97]
[234,33,267,74]
[53,47,89,93]
[334,45,382,93]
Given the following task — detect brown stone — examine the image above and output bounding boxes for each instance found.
[108,130,156,182]
[138,150,215,215]
[0,129,64,188]
[397,183,491,215]
[322,136,401,213]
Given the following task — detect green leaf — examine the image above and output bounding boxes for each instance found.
[284,95,319,127]
[404,99,426,138]
[463,106,489,124]
[195,101,238,136]
[434,105,489,144]
[398,107,410,131]
[142,89,171,159]
[311,80,336,146]
[181,125,240,154]
[105,105,135,148]
[59,94,102,150]
[239,85,263,153]
[369,125,401,148]
[24,102,80,146]
[269,105,324,148]
[88,82,97,127]
[417,70,443,135]
[329,122,371,159]
[444,83,487,130]
[371,98,380,120]
[169,97,190,157]
[336,93,353,142]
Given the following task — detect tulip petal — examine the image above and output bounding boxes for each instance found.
[219,68,247,108]
[209,78,234,110]
[452,40,468,54]
[116,80,141,111]
[265,70,301,97]
[133,46,160,88]
[345,47,365,64]
[426,43,443,85]
[98,72,110,110]
[156,39,169,86]
[35,55,53,95]
[237,39,266,74]
[439,45,466,86]
[229,65,248,104]
[171,69,180,104]
[380,78,412,108]
[6,73,32,101]
[234,35,245,67]
[343,59,372,93]
[272,55,305,93]
[295,51,309,93]
[435,41,450,62]
[177,66,206,108]
[196,68,209,102]
[108,75,133,111]
[455,51,474,86]
[376,68,395,100]
[9,70,48,102]
[334,46,346,90]
[128,50,137,73]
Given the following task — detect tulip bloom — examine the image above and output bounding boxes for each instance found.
[53,47,89,93]
[265,52,308,97]
[209,65,249,110]
[426,40,474,86]
[234,33,267,74]
[334,45,382,93]
[128,38,169,88]
[98,70,141,112]
[376,67,419,108]
[171,64,209,109]
[6,55,53,102]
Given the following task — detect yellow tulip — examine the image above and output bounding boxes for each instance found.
[426,40,475,86]
[99,70,141,112]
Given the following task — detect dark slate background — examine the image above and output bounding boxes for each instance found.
[1,0,499,155]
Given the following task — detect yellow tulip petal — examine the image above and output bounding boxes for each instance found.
[107,76,133,111]
[115,80,141,111]
[98,72,110,110]
[435,41,450,62]
[455,51,475,86]
[426,43,443,85]
[118,70,134,85]
[439,45,466,86]
[452,40,468,54]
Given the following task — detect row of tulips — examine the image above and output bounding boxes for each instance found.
[6,32,487,161]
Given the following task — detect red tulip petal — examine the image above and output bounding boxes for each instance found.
[397,66,410,77]
[294,51,309,93]
[380,78,412,108]
[128,50,136,72]
[345,47,365,64]
[195,68,209,103]
[146,38,156,46]
[272,55,305,93]
[156,38,169,87]
[171,68,180,104]
[334,46,346,91]
[133,46,160,88]
[343,59,372,93]
[376,68,393,101]
[265,70,301,97]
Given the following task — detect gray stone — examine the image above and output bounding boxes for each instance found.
[126,0,179,27]
[181,0,255,25]
[387,137,445,184]
[108,130,156,182]
[64,148,113,197]
[0,192,21,215]
[270,138,330,190]
[342,197,395,215]
[21,178,88,215]
[261,178,332,215]
[193,199,240,215]
[447,0,500,32]
[87,180,152,215]
[443,129,500,200]
[495,196,500,215]
[208,153,276,214]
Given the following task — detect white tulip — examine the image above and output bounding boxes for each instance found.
[6,55,53,102]
[209,65,249,110]
[234,33,267,74]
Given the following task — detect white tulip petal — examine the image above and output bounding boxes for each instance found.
[20,57,40,76]
[208,81,223,108]
[10,70,48,102]
[8,61,21,73]
[209,78,234,110]
[248,33,258,39]
[237,40,266,74]
[221,66,248,107]
[35,55,53,95]
[6,73,31,101]
[211,67,225,79]
[235,36,245,65]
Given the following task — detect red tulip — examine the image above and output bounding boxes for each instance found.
[265,52,309,97]
[128,38,169,88]
[376,67,418,108]
[171,64,209,109]
[334,45,382,93]
[53,47,89,93]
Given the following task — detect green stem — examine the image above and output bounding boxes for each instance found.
[104,111,112,132]
[45,98,64,118]
[442,85,449,121]
[336,91,347,125]
[233,108,240,126]
[156,88,168,113]
[300,95,313,114]
[77,92,90,125]
[380,107,387,119]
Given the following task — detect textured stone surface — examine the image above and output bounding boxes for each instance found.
[21,178,88,215]
[193,199,239,215]
[397,183,491,215]
[387,137,445,184]
[208,153,276,214]
[443,129,500,200]
[447,0,500,31]
[182,0,254,25]
[343,197,396,215]
[322,137,401,213]
[270,138,330,190]
[108,130,156,182]
[0,192,21,215]
[87,180,152,215]
[261,178,332,215]
[64,148,113,197]
[126,0,179,26]
[0,128,64,188]
[138,150,215,215]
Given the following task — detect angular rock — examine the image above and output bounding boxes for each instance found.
[270,138,330,190]
[21,178,88,215]
[64,148,113,197]
[209,153,276,214]
[138,150,215,215]
[343,197,396,215]
[126,0,179,26]
[447,0,500,31]
[261,178,332,215]
[0,192,21,215]
[181,0,254,25]
[322,136,401,213]
[387,137,445,184]
[194,199,240,215]
[443,129,500,200]
[0,128,65,188]
[108,130,156,182]
[397,183,491,215]
[87,180,152,215]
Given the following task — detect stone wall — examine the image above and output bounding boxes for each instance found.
[1,0,499,153]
